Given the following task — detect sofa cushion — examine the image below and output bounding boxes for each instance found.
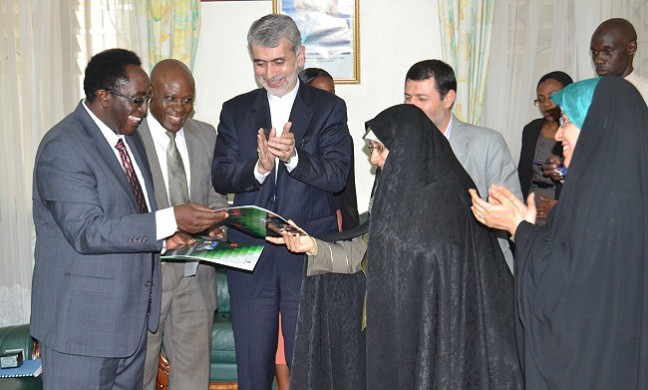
[0,325,42,390]
[215,266,230,313]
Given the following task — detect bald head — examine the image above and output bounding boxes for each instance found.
[590,18,638,77]
[149,59,196,133]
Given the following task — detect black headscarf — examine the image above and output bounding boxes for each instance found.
[363,104,522,389]
[291,105,522,389]
[515,76,648,388]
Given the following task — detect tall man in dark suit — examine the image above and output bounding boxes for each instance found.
[140,59,229,390]
[31,49,225,390]
[212,14,353,389]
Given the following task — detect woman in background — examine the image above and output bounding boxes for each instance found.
[471,76,648,388]
[518,71,572,221]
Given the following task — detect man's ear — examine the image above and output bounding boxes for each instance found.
[627,40,638,56]
[96,89,112,108]
[443,89,456,109]
[296,46,306,68]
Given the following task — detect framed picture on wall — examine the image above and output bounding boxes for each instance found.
[273,0,360,83]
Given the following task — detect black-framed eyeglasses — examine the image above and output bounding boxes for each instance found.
[533,96,548,106]
[559,116,571,128]
[107,89,151,108]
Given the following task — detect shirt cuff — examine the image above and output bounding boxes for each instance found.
[156,207,178,241]
[284,150,299,172]
[254,160,270,183]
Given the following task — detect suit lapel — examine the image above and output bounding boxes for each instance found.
[76,104,138,210]
[184,120,201,204]
[126,132,158,212]
[249,90,276,196]
[278,82,313,183]
[448,114,469,162]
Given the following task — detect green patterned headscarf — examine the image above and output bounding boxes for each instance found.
[550,77,601,129]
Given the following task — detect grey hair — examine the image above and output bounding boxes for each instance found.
[247,14,302,56]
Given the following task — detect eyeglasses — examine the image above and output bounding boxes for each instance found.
[108,89,151,108]
[559,116,571,127]
[367,143,385,154]
[533,96,548,106]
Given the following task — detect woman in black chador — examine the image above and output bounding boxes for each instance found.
[472,76,648,389]
[269,104,522,389]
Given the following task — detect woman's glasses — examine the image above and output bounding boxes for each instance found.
[367,143,385,154]
[559,116,571,127]
[533,96,548,106]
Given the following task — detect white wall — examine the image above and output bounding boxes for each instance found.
[193,0,442,213]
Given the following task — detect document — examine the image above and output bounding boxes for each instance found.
[0,359,42,378]
[162,238,263,272]
[215,205,305,238]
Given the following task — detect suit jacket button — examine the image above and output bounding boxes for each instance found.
[145,281,152,287]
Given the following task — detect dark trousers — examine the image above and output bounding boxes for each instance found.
[229,259,302,390]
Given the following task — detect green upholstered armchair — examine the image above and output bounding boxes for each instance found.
[157,265,238,389]
[0,324,42,390]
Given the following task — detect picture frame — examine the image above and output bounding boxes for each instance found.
[273,0,360,84]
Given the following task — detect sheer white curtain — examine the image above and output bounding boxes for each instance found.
[0,0,145,327]
[0,0,79,327]
[483,0,646,162]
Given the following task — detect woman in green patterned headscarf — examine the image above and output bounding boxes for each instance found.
[471,76,648,389]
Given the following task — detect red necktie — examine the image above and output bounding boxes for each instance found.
[115,139,148,213]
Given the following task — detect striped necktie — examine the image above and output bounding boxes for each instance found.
[115,139,148,213]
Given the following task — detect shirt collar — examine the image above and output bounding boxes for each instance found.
[267,80,300,104]
[443,114,454,140]
[82,99,123,146]
[146,112,185,141]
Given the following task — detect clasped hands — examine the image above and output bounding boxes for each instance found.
[469,185,537,236]
[257,122,296,175]
[166,203,229,250]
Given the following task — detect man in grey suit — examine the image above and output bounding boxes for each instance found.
[31,49,225,390]
[404,59,521,272]
[140,59,228,390]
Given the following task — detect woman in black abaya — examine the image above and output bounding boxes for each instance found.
[471,76,648,389]
[269,104,522,389]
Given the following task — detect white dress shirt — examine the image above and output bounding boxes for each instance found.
[254,82,300,183]
[82,101,177,241]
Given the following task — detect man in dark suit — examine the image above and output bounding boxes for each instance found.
[212,14,353,389]
[140,59,229,390]
[31,49,225,390]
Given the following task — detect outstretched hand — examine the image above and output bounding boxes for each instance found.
[174,203,228,234]
[265,220,315,254]
[165,232,196,251]
[469,185,536,236]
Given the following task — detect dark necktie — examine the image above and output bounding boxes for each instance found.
[166,131,190,206]
[115,139,148,213]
